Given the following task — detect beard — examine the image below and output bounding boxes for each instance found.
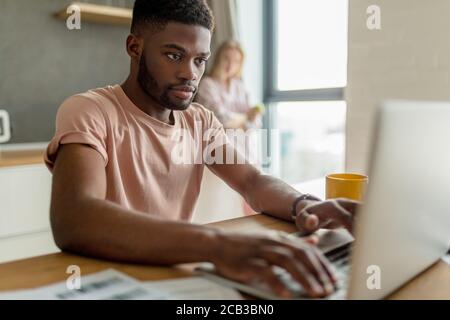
[137,54,196,111]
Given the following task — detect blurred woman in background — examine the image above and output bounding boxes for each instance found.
[196,40,264,217]
[196,40,263,130]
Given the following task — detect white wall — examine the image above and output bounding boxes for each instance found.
[236,0,264,105]
[346,0,450,172]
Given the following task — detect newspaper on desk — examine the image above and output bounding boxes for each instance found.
[0,269,241,300]
[0,269,167,300]
[142,277,241,300]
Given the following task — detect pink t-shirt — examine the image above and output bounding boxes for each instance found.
[45,85,228,221]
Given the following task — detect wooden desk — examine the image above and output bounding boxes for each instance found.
[0,214,448,299]
[0,149,44,168]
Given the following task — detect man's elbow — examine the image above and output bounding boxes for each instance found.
[50,201,85,252]
[50,208,73,251]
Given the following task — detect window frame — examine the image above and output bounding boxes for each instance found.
[263,0,345,102]
[262,0,347,173]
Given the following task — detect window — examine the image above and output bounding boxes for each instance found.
[264,0,348,183]
[275,101,346,184]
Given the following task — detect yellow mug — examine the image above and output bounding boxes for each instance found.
[325,173,368,201]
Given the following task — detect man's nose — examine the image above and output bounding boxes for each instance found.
[177,61,198,82]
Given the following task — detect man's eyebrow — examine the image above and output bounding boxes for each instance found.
[162,44,210,57]
[162,44,187,53]
[198,51,211,58]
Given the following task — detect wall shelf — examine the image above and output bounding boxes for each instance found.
[54,2,132,26]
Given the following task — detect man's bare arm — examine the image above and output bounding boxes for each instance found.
[50,144,337,297]
[208,145,359,233]
[208,162,299,221]
[51,144,219,265]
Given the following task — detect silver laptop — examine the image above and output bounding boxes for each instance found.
[198,100,450,300]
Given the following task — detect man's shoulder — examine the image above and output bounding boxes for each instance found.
[58,85,120,121]
[64,85,117,109]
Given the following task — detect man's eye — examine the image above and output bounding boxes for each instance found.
[196,58,207,65]
[167,53,181,61]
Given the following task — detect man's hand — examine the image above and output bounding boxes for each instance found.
[295,198,360,235]
[211,232,337,298]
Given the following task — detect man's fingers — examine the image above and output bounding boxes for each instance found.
[258,247,328,297]
[296,203,337,234]
[293,249,335,295]
[336,198,361,216]
[330,200,353,231]
[222,259,289,298]
[322,220,344,229]
[253,265,292,298]
[301,200,354,232]
[303,234,319,245]
[296,209,320,235]
[305,215,320,230]
[295,198,361,234]
[313,248,338,284]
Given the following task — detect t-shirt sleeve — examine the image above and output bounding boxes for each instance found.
[44,94,108,171]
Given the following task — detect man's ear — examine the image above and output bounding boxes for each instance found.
[126,34,143,61]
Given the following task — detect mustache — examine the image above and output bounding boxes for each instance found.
[167,82,197,93]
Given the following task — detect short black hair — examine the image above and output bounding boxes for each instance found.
[131,0,215,34]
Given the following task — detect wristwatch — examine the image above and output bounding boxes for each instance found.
[291,194,320,220]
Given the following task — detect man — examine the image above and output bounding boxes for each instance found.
[46,0,358,298]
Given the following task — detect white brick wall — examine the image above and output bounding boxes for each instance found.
[346,0,450,172]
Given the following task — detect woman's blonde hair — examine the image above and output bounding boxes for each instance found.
[209,40,245,79]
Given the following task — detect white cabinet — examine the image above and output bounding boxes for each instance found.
[0,164,59,263]
[0,161,249,261]
[192,169,244,224]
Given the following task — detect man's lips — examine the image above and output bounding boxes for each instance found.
[170,85,195,92]
[169,85,195,100]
